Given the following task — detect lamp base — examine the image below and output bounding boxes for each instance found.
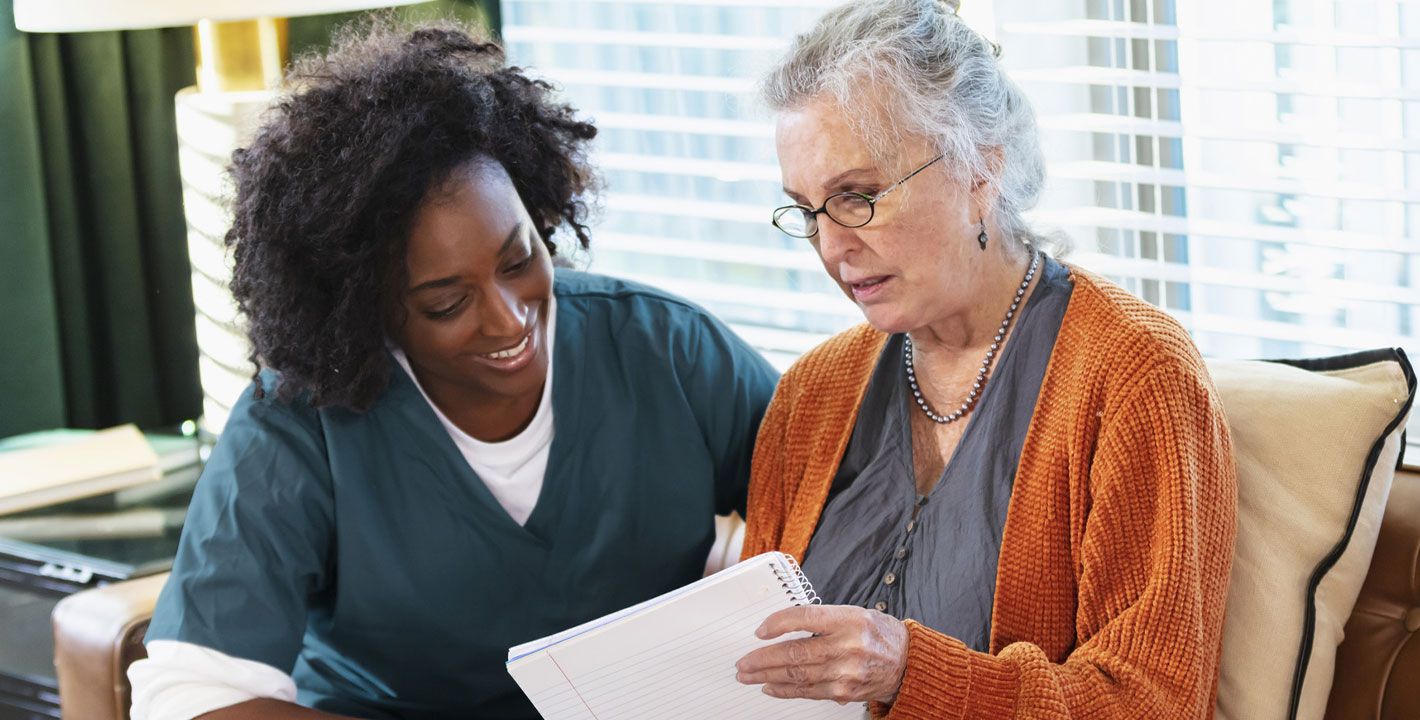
[175,87,270,435]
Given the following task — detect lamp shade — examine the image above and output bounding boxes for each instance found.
[14,0,428,32]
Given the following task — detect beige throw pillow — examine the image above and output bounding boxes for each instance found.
[1210,350,1414,720]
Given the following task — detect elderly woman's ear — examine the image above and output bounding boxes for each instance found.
[969,145,1007,220]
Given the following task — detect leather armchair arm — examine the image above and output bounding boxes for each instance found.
[1326,468,1420,719]
[51,572,168,720]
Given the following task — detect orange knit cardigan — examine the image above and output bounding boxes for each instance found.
[742,268,1238,719]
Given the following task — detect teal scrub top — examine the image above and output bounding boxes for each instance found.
[146,271,779,719]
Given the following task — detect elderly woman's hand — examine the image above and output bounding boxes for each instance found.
[734,604,909,705]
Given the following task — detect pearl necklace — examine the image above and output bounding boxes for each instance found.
[905,246,1040,424]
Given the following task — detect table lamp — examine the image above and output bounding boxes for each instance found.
[14,0,426,434]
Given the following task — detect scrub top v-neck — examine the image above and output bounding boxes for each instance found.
[145,270,779,719]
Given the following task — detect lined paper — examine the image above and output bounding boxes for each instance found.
[507,553,864,720]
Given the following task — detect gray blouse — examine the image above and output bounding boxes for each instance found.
[800,254,1073,652]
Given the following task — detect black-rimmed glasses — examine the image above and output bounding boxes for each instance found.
[771,153,946,239]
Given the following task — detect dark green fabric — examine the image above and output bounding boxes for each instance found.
[0,2,67,436]
[0,2,498,439]
[1,12,199,438]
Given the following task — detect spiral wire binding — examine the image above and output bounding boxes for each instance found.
[771,553,822,606]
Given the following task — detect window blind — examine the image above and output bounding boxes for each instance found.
[992,0,1418,442]
[503,0,1418,448]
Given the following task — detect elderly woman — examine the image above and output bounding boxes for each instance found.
[734,1,1237,718]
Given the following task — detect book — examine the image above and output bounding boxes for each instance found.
[0,429,202,512]
[0,428,200,474]
[0,506,187,542]
[106,445,201,508]
[0,425,160,516]
[506,552,866,720]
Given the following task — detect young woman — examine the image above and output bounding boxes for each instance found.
[129,23,777,720]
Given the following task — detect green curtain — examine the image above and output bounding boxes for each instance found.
[0,1,499,439]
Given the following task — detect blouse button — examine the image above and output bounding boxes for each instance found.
[883,572,897,585]
[895,547,908,560]
[874,601,887,612]
[906,520,917,533]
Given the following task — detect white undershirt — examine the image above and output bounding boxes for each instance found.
[129,300,557,719]
[390,294,556,526]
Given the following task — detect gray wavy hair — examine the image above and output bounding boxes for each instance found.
[762,0,1054,252]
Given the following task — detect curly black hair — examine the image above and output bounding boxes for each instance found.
[225,19,597,411]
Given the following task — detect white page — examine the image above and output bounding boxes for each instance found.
[507,552,865,720]
[510,554,776,661]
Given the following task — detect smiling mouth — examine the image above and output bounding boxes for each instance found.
[477,334,530,360]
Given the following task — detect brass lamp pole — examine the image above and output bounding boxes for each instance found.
[194,17,290,93]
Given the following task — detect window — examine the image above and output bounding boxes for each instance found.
[991,0,1419,441]
[502,0,1419,445]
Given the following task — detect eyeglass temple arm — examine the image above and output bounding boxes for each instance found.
[873,152,947,202]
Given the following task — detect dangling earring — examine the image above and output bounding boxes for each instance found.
[977,220,989,250]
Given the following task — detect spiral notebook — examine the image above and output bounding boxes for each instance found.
[506,552,866,720]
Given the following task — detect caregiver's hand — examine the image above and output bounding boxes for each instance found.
[734,604,908,705]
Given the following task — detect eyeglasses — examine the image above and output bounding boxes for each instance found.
[771,153,946,239]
